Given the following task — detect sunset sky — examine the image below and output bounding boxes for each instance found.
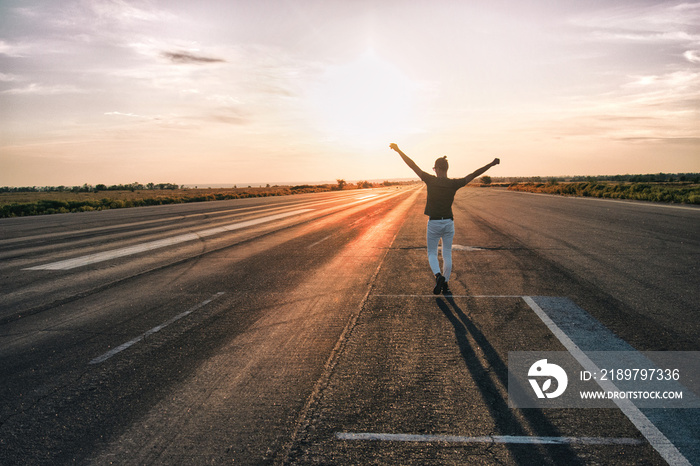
[1,0,699,186]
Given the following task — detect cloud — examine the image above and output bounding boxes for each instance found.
[562,3,700,142]
[577,2,700,29]
[1,83,87,95]
[591,31,699,43]
[572,2,700,45]
[0,40,31,57]
[104,108,251,129]
[615,137,700,145]
[531,65,700,146]
[206,112,249,125]
[161,51,226,64]
[88,0,159,22]
[83,0,176,27]
[0,73,19,82]
[104,111,149,118]
[685,50,700,63]
[625,70,699,88]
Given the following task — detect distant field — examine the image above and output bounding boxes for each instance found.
[507,181,700,205]
[0,185,336,218]
[3,179,698,217]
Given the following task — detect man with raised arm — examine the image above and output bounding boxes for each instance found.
[390,143,500,294]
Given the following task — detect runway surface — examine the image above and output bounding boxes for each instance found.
[1,186,698,464]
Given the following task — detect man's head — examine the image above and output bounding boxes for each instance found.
[434,156,448,176]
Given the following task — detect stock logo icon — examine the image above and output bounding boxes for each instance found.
[528,359,568,399]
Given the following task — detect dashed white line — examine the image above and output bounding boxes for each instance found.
[307,235,333,249]
[89,292,225,365]
[336,432,644,445]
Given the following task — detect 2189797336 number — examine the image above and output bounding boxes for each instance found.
[581,368,680,381]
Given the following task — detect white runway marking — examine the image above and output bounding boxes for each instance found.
[523,297,691,466]
[89,292,225,365]
[451,244,486,251]
[372,294,526,298]
[336,432,644,445]
[307,235,333,249]
[25,209,312,270]
[370,293,692,464]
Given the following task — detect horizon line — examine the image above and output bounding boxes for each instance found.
[2,172,699,189]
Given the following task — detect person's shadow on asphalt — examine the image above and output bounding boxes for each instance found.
[435,296,584,465]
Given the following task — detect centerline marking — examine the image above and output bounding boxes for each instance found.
[89,292,225,365]
[25,209,313,270]
[336,432,644,446]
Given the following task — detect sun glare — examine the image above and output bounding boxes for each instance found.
[310,51,415,146]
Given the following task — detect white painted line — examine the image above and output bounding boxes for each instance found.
[451,244,487,251]
[372,294,526,298]
[89,292,224,365]
[336,432,643,445]
[523,296,691,466]
[25,209,313,270]
[1,202,315,247]
[307,235,333,249]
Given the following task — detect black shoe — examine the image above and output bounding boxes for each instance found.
[433,273,445,295]
[442,282,452,295]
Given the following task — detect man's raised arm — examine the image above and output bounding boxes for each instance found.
[390,143,425,178]
[462,158,500,184]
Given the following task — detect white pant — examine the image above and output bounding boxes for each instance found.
[427,219,455,281]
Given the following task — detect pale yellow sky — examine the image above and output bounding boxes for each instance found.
[1,0,699,186]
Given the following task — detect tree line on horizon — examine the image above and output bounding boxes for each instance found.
[483,172,700,185]
[3,172,698,193]
[0,179,416,193]
[0,182,182,193]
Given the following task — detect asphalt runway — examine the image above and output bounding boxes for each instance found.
[0,186,698,465]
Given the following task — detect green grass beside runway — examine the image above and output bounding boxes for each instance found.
[507,181,700,205]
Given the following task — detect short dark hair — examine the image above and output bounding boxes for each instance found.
[434,156,448,171]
